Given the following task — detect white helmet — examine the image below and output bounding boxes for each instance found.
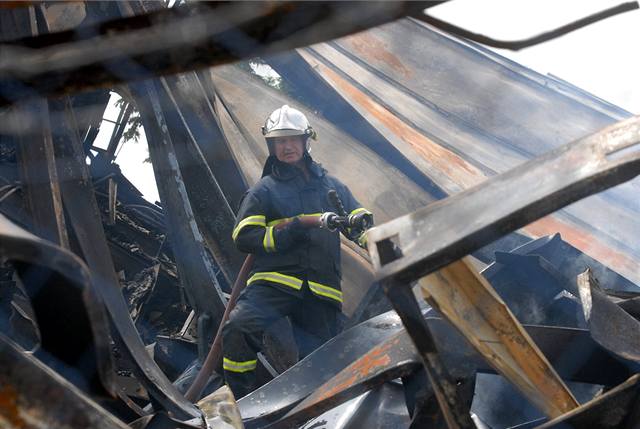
[261,105,316,142]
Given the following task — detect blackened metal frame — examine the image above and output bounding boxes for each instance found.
[367,116,640,427]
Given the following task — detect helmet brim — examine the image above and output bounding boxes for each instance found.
[264,129,306,138]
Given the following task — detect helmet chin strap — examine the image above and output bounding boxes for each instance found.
[265,136,312,155]
[304,136,311,154]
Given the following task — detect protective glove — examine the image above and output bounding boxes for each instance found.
[286,217,310,243]
[347,212,373,232]
[274,217,310,250]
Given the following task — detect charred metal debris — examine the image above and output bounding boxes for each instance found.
[1,1,640,428]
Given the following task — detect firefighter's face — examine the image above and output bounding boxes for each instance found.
[273,135,305,165]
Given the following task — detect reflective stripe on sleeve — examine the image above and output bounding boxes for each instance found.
[267,213,322,227]
[263,226,276,253]
[232,215,266,241]
[247,272,304,290]
[308,281,343,303]
[223,357,257,373]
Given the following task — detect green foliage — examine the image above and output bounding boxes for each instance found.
[239,58,286,91]
[114,98,151,163]
[114,96,151,163]
[114,98,143,144]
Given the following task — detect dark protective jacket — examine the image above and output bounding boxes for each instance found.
[232,156,371,308]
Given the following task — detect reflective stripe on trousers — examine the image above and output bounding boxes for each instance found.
[247,271,343,303]
[223,357,257,373]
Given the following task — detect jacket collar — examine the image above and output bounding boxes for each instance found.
[262,154,326,181]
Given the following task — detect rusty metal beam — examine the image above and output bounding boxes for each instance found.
[268,330,421,429]
[0,1,431,106]
[238,310,407,427]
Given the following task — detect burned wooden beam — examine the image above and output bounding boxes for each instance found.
[107,177,117,226]
[15,99,69,247]
[156,75,245,284]
[50,96,201,420]
[419,257,578,418]
[186,71,250,209]
[0,1,430,106]
[8,6,68,247]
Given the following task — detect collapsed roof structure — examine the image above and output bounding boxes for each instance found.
[1,1,639,428]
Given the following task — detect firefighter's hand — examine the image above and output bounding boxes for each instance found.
[285,217,310,243]
[347,212,373,232]
[274,217,309,251]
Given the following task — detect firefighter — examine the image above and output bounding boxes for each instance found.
[222,105,372,398]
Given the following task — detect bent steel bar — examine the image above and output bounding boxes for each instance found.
[368,115,640,282]
[0,1,430,106]
[0,214,116,398]
[577,269,640,363]
[535,374,640,429]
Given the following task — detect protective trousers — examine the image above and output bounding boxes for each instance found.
[222,282,338,399]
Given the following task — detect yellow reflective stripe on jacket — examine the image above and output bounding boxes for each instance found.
[308,281,343,303]
[349,207,372,216]
[262,226,276,253]
[248,272,303,290]
[267,213,322,227]
[232,215,266,241]
[223,357,257,373]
